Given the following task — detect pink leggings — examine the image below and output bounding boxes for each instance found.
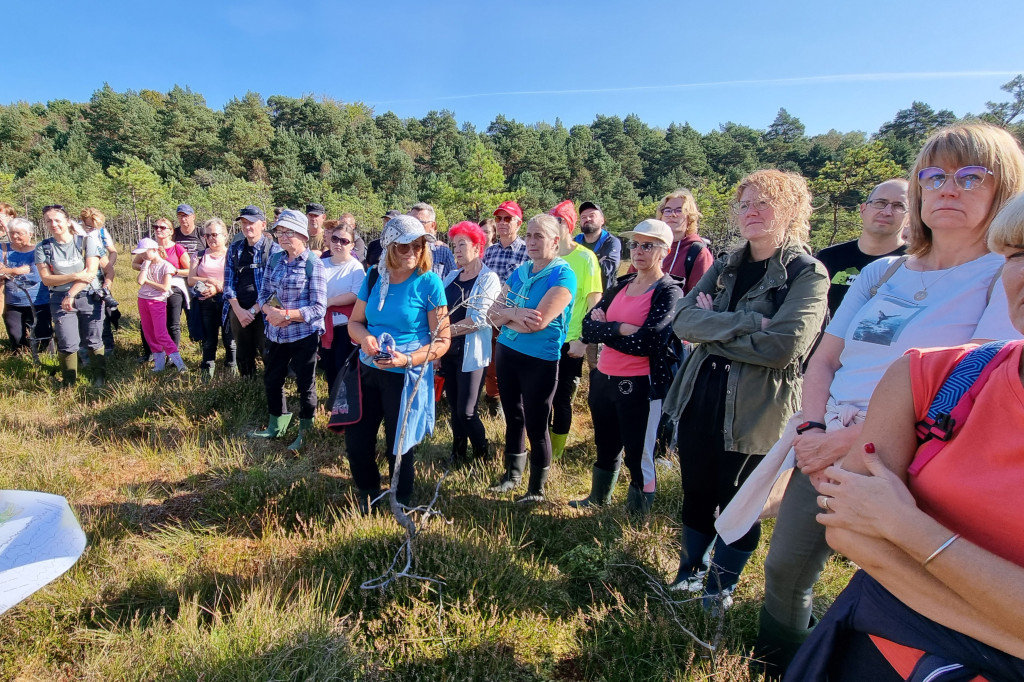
[138,297,178,354]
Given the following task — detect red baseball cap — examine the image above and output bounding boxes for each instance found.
[548,200,577,233]
[493,200,522,220]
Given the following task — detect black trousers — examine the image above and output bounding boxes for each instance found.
[495,343,558,468]
[589,371,660,492]
[550,342,584,434]
[320,324,355,398]
[141,289,184,355]
[199,294,235,369]
[677,356,763,552]
[344,364,416,501]
[440,348,487,455]
[264,333,318,419]
[229,308,266,377]
[3,303,52,352]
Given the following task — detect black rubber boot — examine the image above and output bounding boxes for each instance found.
[89,350,106,388]
[488,452,526,493]
[668,525,715,592]
[702,537,754,612]
[515,466,549,504]
[356,488,382,515]
[569,466,619,508]
[625,485,655,518]
[752,606,816,680]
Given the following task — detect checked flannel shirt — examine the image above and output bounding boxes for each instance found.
[222,234,282,325]
[258,249,328,344]
[483,237,528,285]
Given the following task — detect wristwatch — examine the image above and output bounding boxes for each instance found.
[284,309,291,322]
[795,420,827,435]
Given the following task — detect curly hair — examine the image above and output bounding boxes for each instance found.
[733,169,812,244]
[657,188,702,235]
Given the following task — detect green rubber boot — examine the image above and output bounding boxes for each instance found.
[569,466,619,508]
[89,350,106,388]
[550,431,568,461]
[248,413,292,439]
[58,351,78,387]
[287,418,314,454]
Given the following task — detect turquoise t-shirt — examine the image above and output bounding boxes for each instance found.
[357,267,447,373]
[497,260,576,361]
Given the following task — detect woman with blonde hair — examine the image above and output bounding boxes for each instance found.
[663,170,829,610]
[653,188,713,293]
[188,218,236,378]
[752,122,1024,676]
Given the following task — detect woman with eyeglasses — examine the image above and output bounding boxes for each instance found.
[571,219,681,515]
[347,215,450,512]
[320,220,365,397]
[35,205,107,387]
[2,217,52,355]
[651,189,714,293]
[187,218,236,378]
[132,217,191,363]
[486,214,576,503]
[248,210,327,453]
[751,123,1024,677]
[662,170,829,612]
[441,221,501,465]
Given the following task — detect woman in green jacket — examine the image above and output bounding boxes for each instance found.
[663,169,829,610]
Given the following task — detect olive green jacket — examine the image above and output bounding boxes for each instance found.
[663,239,829,455]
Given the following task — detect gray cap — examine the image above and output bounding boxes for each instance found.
[620,219,673,247]
[273,209,310,239]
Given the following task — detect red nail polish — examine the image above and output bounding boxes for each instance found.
[864,443,876,454]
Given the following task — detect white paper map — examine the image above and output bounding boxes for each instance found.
[0,490,87,615]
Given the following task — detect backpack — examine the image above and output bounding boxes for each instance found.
[908,340,1020,476]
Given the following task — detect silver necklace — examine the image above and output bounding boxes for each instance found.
[914,264,962,301]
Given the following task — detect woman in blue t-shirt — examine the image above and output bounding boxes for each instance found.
[1,218,52,355]
[347,215,450,512]
[486,214,576,503]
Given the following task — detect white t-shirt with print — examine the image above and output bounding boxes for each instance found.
[324,257,366,326]
[826,252,1018,408]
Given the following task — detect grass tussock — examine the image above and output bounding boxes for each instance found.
[0,259,856,680]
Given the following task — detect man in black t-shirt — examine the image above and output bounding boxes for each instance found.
[815,178,909,316]
[174,204,205,341]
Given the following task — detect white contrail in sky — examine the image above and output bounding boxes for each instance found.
[369,71,1022,105]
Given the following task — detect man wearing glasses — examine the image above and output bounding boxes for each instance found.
[224,205,281,377]
[482,200,528,406]
[408,202,455,278]
[815,179,909,316]
[574,201,621,291]
[175,204,205,342]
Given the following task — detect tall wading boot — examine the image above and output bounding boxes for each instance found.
[89,350,106,388]
[515,466,549,504]
[488,452,527,493]
[248,413,293,439]
[287,418,314,454]
[752,606,817,681]
[702,536,754,612]
[668,525,715,592]
[58,351,78,388]
[356,487,382,515]
[568,466,619,508]
[625,485,655,518]
[549,431,568,461]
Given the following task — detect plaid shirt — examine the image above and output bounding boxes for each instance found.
[258,249,327,343]
[431,243,457,279]
[222,234,281,324]
[483,237,528,285]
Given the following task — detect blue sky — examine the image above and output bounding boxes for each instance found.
[5,0,1023,136]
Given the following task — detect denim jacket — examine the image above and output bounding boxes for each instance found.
[663,239,829,455]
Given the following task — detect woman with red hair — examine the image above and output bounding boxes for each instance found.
[441,221,501,463]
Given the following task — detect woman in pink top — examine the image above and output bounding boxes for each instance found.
[188,218,235,378]
[133,238,186,372]
[132,217,191,361]
[790,192,1024,681]
[574,219,681,516]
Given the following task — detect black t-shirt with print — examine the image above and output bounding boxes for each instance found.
[816,239,907,316]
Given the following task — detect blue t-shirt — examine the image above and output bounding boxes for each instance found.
[497,260,576,361]
[3,246,49,306]
[357,267,447,373]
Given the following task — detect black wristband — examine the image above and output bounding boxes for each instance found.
[796,420,827,435]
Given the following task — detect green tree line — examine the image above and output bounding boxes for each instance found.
[1,76,1022,249]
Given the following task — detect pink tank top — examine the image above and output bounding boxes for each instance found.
[597,285,655,377]
[196,251,226,286]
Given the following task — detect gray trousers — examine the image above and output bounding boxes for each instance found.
[50,292,104,354]
[762,467,833,629]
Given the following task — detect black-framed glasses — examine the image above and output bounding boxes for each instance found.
[917,166,993,191]
[627,240,660,252]
[730,199,771,215]
[865,199,908,214]
[661,207,684,216]
[330,235,352,246]
[275,229,299,239]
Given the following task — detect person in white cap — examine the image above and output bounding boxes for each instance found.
[572,219,681,517]
[133,238,188,373]
[248,209,327,454]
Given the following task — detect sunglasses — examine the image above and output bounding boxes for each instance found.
[917,166,993,191]
[153,224,172,231]
[203,232,223,238]
[494,215,516,224]
[331,235,352,246]
[627,240,660,252]
[42,204,66,213]
[394,241,424,255]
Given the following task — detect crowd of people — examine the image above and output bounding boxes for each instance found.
[2,121,1023,680]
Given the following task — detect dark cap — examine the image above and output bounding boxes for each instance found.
[579,201,602,214]
[305,203,326,215]
[176,204,194,216]
[383,209,402,220]
[237,205,266,223]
